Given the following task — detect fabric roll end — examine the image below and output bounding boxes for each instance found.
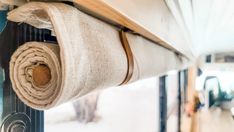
[32,64,51,87]
[9,42,62,110]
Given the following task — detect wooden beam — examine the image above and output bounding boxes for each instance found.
[73,0,186,57]
[187,66,198,132]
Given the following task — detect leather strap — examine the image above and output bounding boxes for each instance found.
[119,30,134,85]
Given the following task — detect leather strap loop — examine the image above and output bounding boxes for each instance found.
[119,30,134,85]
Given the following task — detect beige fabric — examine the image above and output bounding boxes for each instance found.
[8,2,186,110]
[0,0,194,59]
[0,0,25,6]
[0,2,7,10]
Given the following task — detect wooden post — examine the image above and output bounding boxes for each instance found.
[187,66,198,132]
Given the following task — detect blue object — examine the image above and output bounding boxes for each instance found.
[0,10,7,33]
[0,10,6,123]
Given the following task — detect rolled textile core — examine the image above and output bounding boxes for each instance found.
[8,2,187,110]
[32,64,51,87]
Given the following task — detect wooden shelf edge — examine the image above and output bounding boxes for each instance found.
[74,0,187,58]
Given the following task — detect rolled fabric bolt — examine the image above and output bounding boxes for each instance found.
[9,2,128,109]
[8,2,187,110]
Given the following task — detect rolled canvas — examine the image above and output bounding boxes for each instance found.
[8,2,186,110]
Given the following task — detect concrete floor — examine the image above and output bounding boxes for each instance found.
[45,78,159,132]
[45,75,234,132]
[198,107,234,132]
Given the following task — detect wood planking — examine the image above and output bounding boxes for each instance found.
[74,0,185,57]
